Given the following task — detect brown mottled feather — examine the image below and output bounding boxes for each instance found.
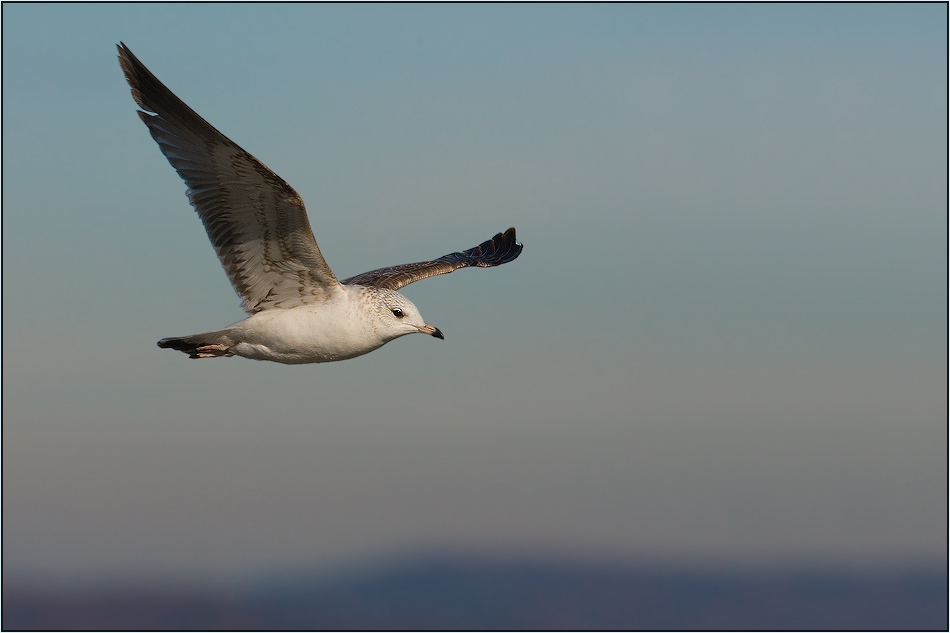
[341,228,522,291]
[119,43,522,310]
[117,43,341,314]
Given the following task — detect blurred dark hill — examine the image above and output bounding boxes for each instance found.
[4,557,947,630]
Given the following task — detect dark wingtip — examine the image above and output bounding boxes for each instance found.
[498,227,523,263]
[466,227,523,268]
[117,41,217,133]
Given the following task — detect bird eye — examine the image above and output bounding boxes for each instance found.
[392,308,404,318]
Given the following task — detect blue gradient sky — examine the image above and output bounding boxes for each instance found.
[3,4,946,581]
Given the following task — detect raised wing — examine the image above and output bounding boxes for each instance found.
[341,228,522,291]
[117,43,342,314]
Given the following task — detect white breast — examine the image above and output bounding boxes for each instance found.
[226,288,387,364]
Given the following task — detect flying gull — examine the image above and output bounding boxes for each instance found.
[117,43,522,364]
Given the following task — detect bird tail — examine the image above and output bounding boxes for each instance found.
[157,330,235,359]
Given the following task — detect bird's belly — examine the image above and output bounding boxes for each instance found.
[228,307,383,364]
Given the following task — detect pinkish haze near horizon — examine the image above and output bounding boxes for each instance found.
[2,3,946,584]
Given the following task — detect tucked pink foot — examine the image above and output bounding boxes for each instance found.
[194,344,234,358]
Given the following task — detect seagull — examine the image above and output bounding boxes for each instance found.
[118,43,522,364]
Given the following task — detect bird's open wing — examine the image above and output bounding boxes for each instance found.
[341,228,522,291]
[118,43,342,314]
